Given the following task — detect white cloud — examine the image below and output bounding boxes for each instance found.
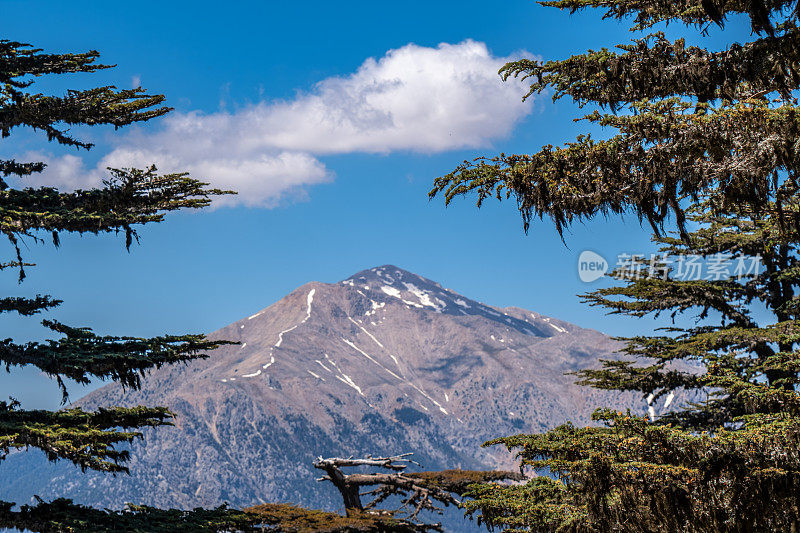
[22,40,534,207]
[237,39,532,154]
[100,148,332,208]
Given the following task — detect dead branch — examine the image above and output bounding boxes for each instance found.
[313,453,527,532]
[313,453,455,529]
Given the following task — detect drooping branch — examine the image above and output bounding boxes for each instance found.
[503,28,800,108]
[0,400,173,473]
[0,40,111,88]
[0,85,170,150]
[0,159,45,179]
[0,319,237,403]
[0,295,61,316]
[2,166,233,240]
[1,165,234,279]
[431,100,800,238]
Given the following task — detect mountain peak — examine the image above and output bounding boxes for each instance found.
[341,265,550,337]
[344,265,438,286]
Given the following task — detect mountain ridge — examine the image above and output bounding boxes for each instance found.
[0,265,662,531]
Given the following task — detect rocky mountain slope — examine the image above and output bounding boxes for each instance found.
[0,266,667,526]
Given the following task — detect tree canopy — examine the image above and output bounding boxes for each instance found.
[0,38,236,529]
[432,1,800,531]
[468,201,800,531]
[430,1,800,238]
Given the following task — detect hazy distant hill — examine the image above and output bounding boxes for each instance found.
[0,266,674,530]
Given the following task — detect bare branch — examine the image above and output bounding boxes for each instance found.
[313,453,455,529]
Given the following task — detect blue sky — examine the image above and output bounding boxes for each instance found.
[1,1,751,408]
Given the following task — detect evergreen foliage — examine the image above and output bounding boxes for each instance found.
[432,1,800,531]
[430,2,800,238]
[0,499,252,533]
[246,503,441,533]
[0,38,236,528]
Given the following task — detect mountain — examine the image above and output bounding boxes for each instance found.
[0,266,663,528]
